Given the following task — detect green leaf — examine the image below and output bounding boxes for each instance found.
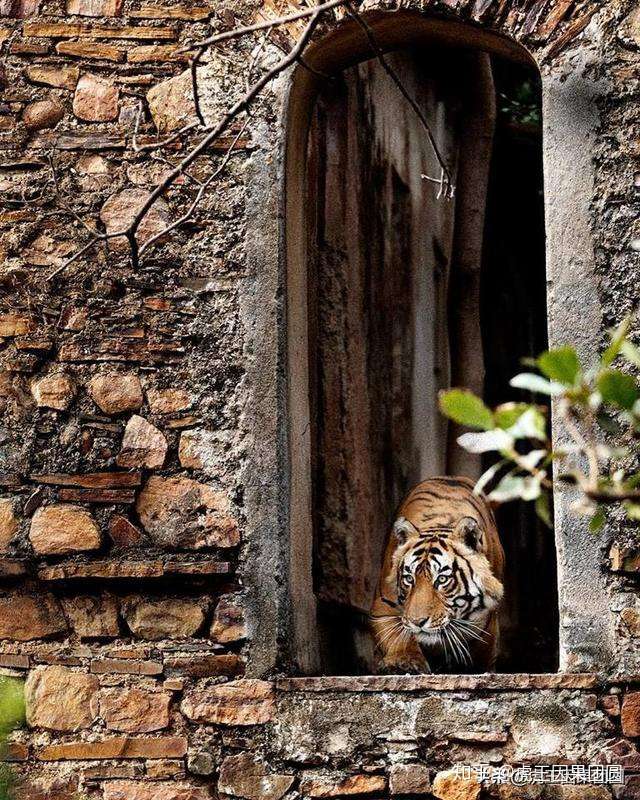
[457,429,513,454]
[597,369,640,410]
[621,339,640,369]
[439,390,494,431]
[624,502,640,522]
[494,402,531,430]
[589,507,605,532]
[535,492,552,528]
[510,373,564,396]
[0,678,24,736]
[507,407,547,441]
[474,460,507,495]
[488,473,542,503]
[602,317,631,367]
[538,346,581,386]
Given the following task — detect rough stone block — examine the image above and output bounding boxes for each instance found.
[164,653,244,677]
[88,373,143,414]
[25,666,98,731]
[31,373,76,410]
[299,773,387,797]
[61,594,120,638]
[116,414,167,469]
[147,387,192,413]
[432,769,480,800]
[29,504,101,555]
[108,514,144,547]
[218,752,294,800]
[0,314,34,336]
[0,498,18,552]
[389,763,431,795]
[181,679,275,726]
[136,475,239,549]
[622,692,640,737]
[0,593,67,640]
[96,687,171,732]
[22,99,64,130]
[99,187,170,249]
[210,595,246,643]
[122,597,205,640]
[73,73,119,121]
[66,0,122,15]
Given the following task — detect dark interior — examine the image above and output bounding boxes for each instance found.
[304,49,558,674]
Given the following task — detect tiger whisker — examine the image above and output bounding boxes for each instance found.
[451,620,487,643]
[454,623,490,645]
[376,621,404,649]
[447,624,471,666]
[455,618,489,637]
[444,625,465,665]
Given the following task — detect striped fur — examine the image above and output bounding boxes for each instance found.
[370,476,505,674]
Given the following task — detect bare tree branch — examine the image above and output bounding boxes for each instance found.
[343,0,455,195]
[182,0,346,52]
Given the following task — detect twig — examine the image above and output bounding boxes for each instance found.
[138,118,250,256]
[127,9,328,251]
[182,0,346,52]
[343,0,455,196]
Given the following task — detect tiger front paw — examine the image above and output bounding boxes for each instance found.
[380,656,431,675]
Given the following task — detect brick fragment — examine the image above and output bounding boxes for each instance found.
[37,736,187,760]
[24,65,79,89]
[103,782,210,800]
[299,773,387,797]
[127,44,187,63]
[57,40,124,60]
[130,4,211,19]
[164,653,243,677]
[181,679,274,726]
[23,22,176,39]
[91,658,163,676]
[147,387,191,413]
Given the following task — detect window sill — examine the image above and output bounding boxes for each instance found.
[276,673,600,693]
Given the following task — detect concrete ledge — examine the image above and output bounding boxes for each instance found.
[276,673,601,692]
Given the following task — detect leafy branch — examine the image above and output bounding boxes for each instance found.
[439,318,640,531]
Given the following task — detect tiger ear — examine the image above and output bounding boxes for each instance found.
[392,516,419,544]
[454,517,483,552]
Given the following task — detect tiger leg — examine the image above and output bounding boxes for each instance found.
[371,614,431,674]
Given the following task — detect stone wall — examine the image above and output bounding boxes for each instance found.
[1,0,640,797]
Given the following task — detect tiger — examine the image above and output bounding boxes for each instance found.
[370,476,505,674]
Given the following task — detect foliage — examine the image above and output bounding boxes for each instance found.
[0,678,25,800]
[499,79,542,127]
[439,318,640,531]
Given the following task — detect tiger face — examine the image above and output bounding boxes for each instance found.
[388,515,504,654]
